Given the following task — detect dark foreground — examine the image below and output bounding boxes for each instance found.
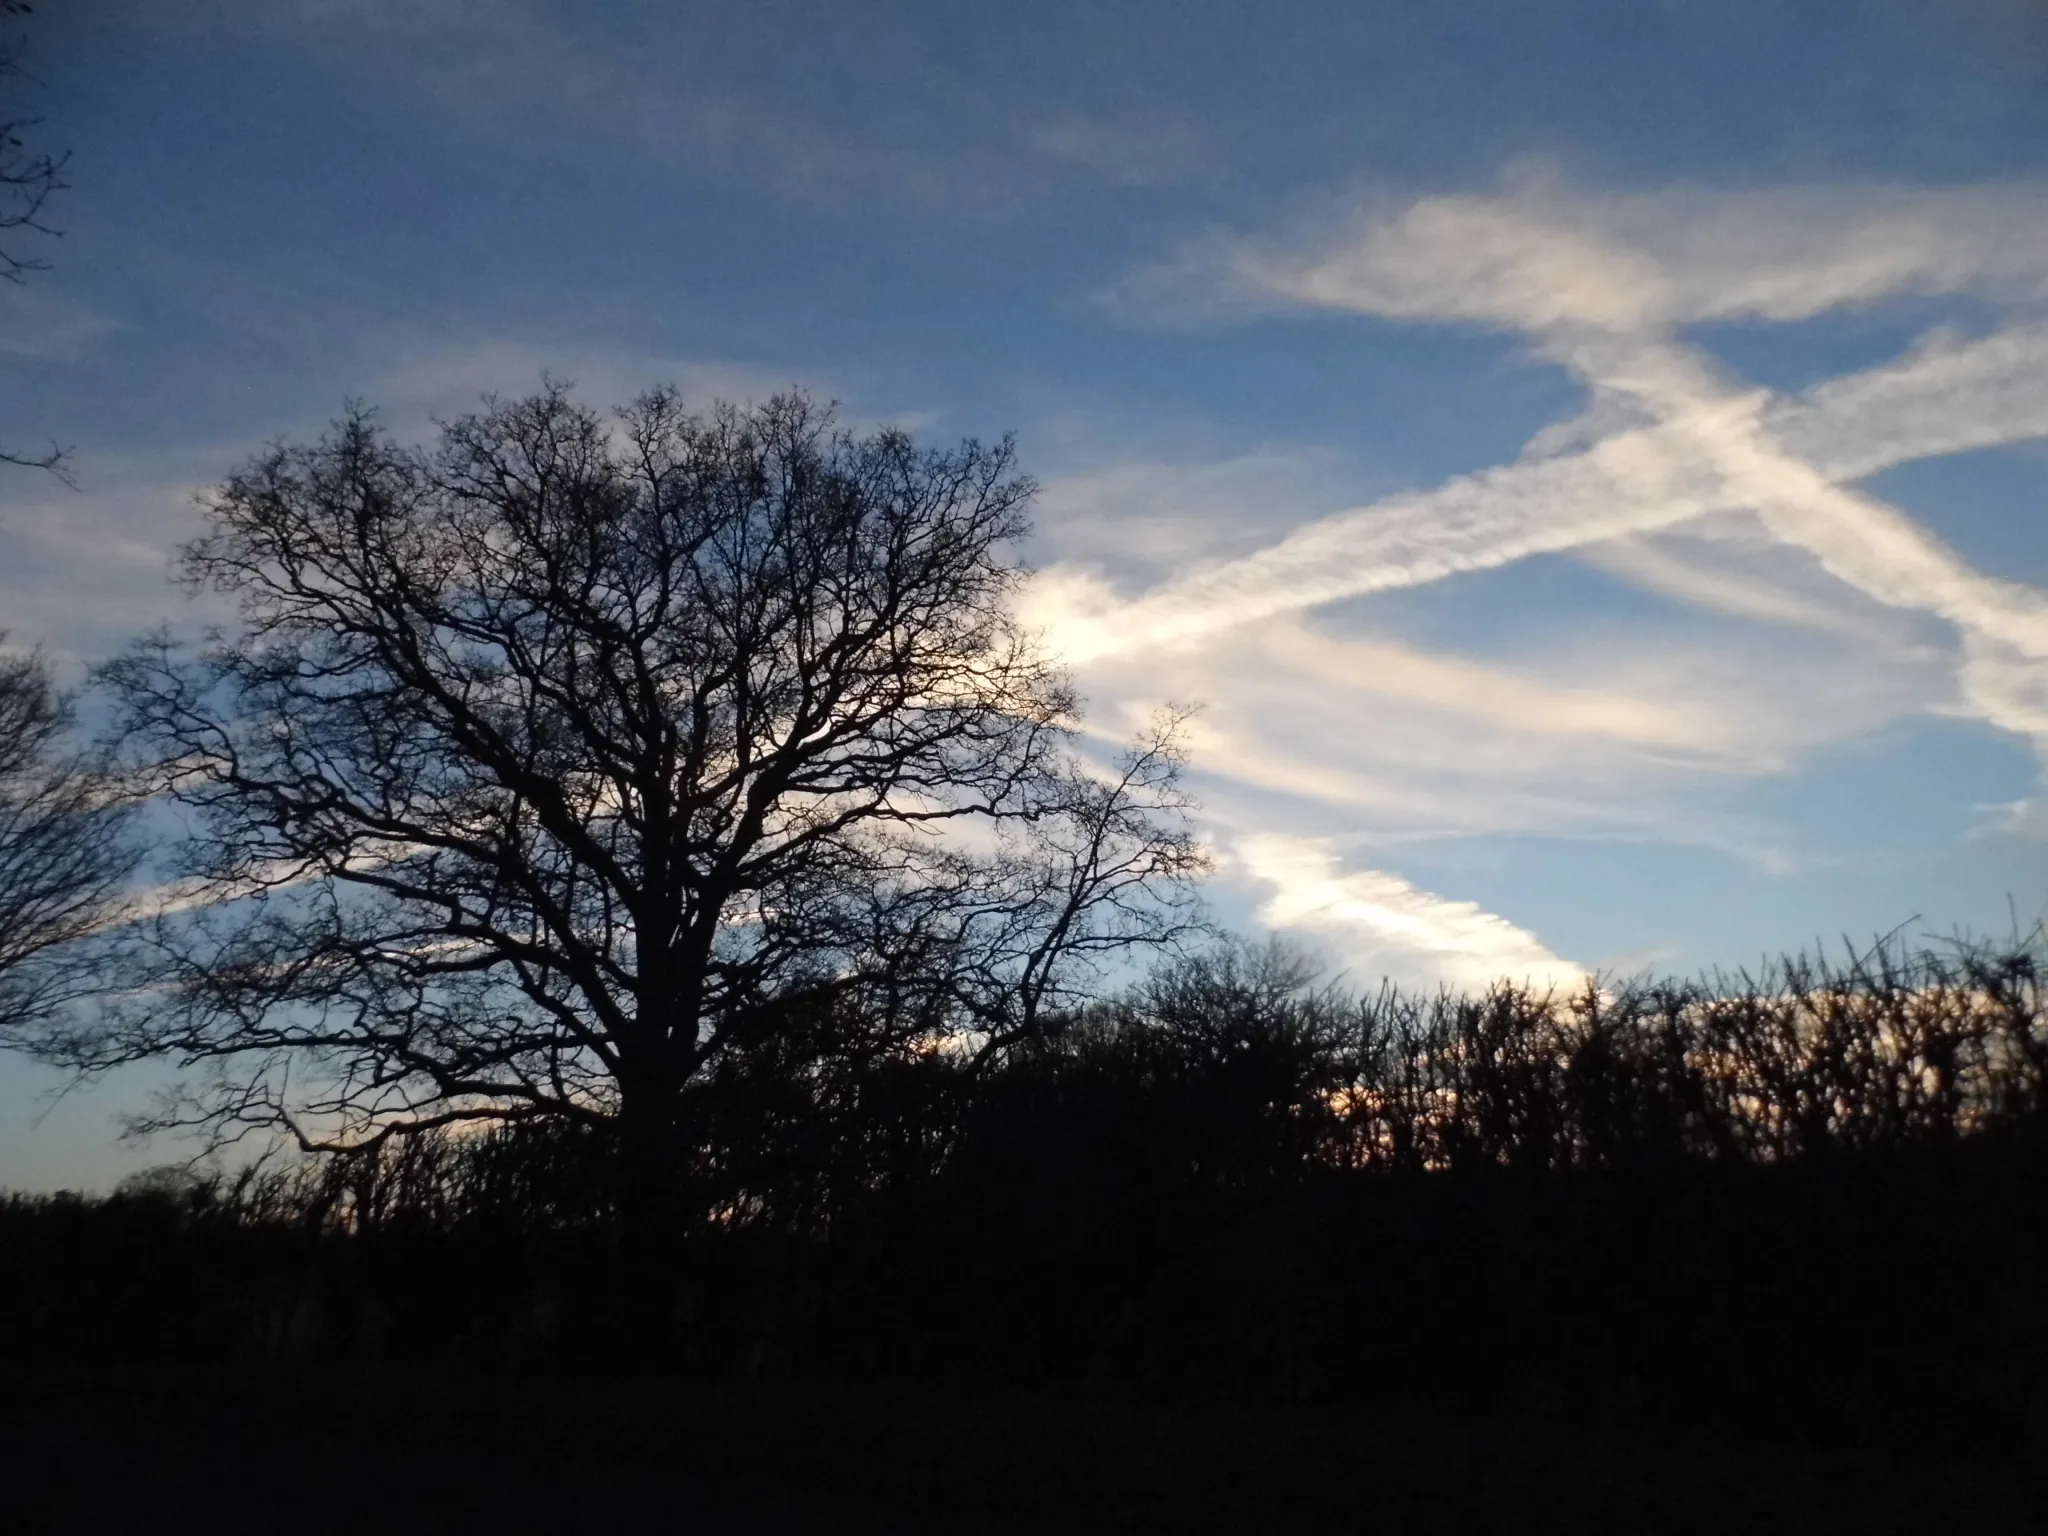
[7,1367,2042,1534]
[10,942,2047,1529]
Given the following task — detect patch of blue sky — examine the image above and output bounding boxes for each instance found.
[1371,729,2048,981]
[1313,550,1734,655]
[1740,713,2044,867]
[1862,446,2048,589]
[0,1058,175,1195]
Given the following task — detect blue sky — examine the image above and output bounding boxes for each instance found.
[4,0,2048,1186]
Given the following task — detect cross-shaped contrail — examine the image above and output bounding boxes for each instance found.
[1038,183,2048,981]
[1032,319,2048,757]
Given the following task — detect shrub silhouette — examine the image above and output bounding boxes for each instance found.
[2,932,2041,1452]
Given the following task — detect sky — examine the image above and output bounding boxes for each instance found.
[3,0,2048,1187]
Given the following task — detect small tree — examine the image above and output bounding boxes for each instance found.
[0,644,137,1043]
[60,386,1203,1237]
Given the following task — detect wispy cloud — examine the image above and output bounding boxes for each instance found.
[0,447,236,669]
[214,0,1184,224]
[1055,174,2048,965]
[356,335,827,434]
[1159,176,2048,330]
[1025,113,1209,190]
[1055,183,2048,758]
[0,332,847,669]
[1027,326,2048,676]
[1773,322,2048,482]
[1978,797,2048,842]
[1133,612,1927,873]
[1236,833,1587,990]
[1578,512,1936,644]
[1029,447,1359,581]
[1021,390,1772,659]
[0,286,123,362]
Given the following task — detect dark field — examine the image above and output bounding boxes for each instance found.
[9,1367,2042,1534]
[9,944,2047,1532]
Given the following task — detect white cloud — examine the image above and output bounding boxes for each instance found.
[1772,322,2048,483]
[1235,833,1587,991]
[1211,178,2048,333]
[1125,612,1925,876]
[1029,448,1356,582]
[1057,188,2048,765]
[1054,174,2048,981]
[1021,387,1771,660]
[1251,623,1725,752]
[1577,513,1927,643]
[1977,797,2048,842]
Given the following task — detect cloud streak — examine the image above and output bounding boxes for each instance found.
[1213,179,2048,331]
[1773,322,2048,482]
[1023,386,1773,659]
[1049,186,2048,759]
[1027,325,2048,674]
[1058,175,2048,971]
[1237,834,1587,991]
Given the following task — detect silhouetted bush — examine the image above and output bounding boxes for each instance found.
[4,933,2042,1453]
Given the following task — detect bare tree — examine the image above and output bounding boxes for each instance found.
[954,706,1208,1065]
[60,386,1202,1233]
[1,0,71,475]
[0,0,63,284]
[0,643,137,1042]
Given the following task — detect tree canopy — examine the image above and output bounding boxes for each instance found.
[62,387,1203,1211]
[0,644,137,1044]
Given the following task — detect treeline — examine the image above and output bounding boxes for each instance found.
[4,934,2044,1452]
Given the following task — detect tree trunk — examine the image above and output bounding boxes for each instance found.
[613,1073,692,1371]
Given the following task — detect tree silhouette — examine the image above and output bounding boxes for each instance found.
[1,0,70,476]
[0,643,137,1045]
[53,386,1203,1242]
